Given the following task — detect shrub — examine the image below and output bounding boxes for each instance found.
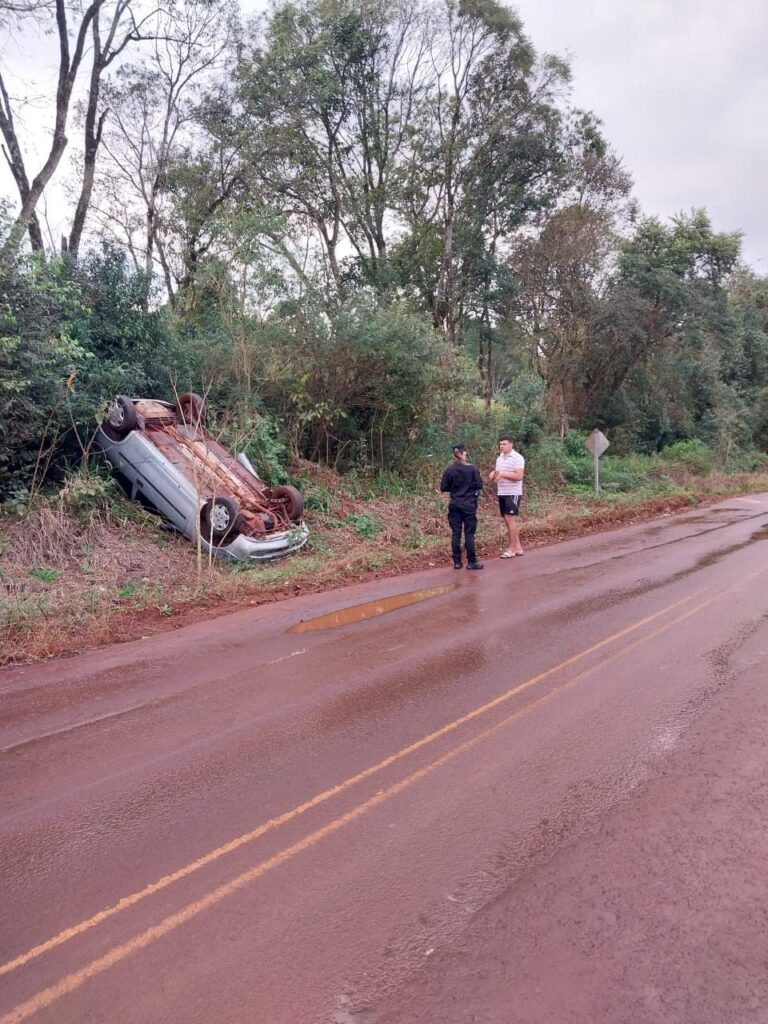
[219,413,289,485]
[659,439,712,474]
[526,435,593,488]
[0,245,179,498]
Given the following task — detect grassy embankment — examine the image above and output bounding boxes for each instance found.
[2,446,767,666]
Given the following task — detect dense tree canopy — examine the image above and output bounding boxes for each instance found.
[1,0,767,496]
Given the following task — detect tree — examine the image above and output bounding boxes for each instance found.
[68,0,157,257]
[92,0,234,301]
[254,296,458,467]
[581,211,744,448]
[507,118,634,432]
[394,0,570,388]
[236,0,429,300]
[0,0,107,256]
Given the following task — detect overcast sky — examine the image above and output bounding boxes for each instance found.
[513,0,768,268]
[2,0,767,268]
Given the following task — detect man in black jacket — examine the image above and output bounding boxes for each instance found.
[440,443,484,570]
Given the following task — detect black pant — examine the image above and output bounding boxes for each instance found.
[448,505,477,563]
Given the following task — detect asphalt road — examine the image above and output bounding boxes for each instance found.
[1,495,767,1024]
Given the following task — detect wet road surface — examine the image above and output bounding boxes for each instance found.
[1,495,767,1023]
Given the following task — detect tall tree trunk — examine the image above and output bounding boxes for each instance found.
[70,1,140,256]
[435,206,456,341]
[480,312,493,414]
[69,16,105,256]
[1,0,107,259]
[0,75,45,252]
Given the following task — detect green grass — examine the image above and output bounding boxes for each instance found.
[28,567,63,583]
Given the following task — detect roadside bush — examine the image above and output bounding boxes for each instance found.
[302,485,335,514]
[725,448,768,473]
[492,371,547,447]
[596,459,647,492]
[659,439,712,474]
[255,297,460,472]
[218,412,289,485]
[0,255,89,498]
[58,467,123,516]
[0,245,178,499]
[526,434,593,489]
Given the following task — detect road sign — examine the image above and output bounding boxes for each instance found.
[584,429,610,495]
[584,428,610,458]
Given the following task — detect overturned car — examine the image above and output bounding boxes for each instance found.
[95,393,308,561]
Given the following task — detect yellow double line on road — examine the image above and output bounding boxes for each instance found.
[0,576,757,1024]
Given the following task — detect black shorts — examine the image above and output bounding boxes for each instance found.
[498,494,522,517]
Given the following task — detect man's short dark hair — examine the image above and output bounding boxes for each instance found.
[498,434,513,443]
[452,442,466,454]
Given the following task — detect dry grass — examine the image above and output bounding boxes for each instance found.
[2,467,768,667]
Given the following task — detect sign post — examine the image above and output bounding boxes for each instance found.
[584,428,610,495]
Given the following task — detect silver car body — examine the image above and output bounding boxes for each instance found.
[95,400,308,562]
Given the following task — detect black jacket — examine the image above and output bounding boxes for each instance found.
[440,462,483,512]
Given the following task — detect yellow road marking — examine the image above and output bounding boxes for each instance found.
[0,589,703,981]
[0,587,728,1024]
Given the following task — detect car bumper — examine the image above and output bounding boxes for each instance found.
[218,523,310,561]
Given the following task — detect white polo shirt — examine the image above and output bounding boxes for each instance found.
[496,449,525,496]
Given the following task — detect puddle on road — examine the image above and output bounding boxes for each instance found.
[289,583,456,633]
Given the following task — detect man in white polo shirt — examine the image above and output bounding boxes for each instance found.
[489,434,525,558]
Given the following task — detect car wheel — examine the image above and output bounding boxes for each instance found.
[200,496,240,542]
[105,395,137,437]
[177,392,206,426]
[272,485,304,523]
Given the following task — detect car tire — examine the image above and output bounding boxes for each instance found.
[272,485,304,524]
[177,392,206,426]
[105,395,137,437]
[200,496,240,542]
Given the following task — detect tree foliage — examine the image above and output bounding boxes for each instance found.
[1,0,767,499]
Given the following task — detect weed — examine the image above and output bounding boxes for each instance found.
[345,513,381,539]
[117,582,137,598]
[1,593,52,627]
[303,534,334,555]
[84,588,109,612]
[132,588,150,610]
[304,486,334,514]
[251,555,323,584]
[59,469,118,516]
[156,604,173,616]
[356,472,420,499]
[285,526,308,548]
[1,488,30,517]
[28,567,63,583]
[405,521,426,550]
